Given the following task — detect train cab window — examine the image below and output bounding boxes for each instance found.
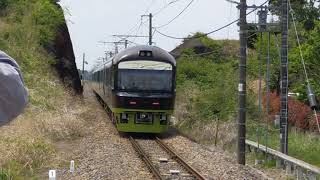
[117,60,172,92]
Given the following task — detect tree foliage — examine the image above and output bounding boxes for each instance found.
[270,0,320,30]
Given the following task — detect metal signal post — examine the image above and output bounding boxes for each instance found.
[280,0,289,155]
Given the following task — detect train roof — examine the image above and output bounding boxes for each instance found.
[113,45,176,66]
[92,45,176,73]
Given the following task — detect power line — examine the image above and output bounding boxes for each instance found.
[155,19,238,40]
[155,0,269,40]
[131,20,144,43]
[123,0,183,44]
[155,0,195,29]
[153,0,182,16]
[125,0,157,36]
[144,0,156,14]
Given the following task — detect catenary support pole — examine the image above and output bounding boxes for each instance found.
[149,13,153,45]
[238,0,247,165]
[280,0,289,154]
[115,44,119,54]
[125,39,128,48]
[82,53,85,80]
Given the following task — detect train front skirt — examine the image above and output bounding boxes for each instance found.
[113,108,172,133]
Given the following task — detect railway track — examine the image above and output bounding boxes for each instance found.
[129,136,207,180]
[95,92,206,179]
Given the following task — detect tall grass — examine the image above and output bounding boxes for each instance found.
[247,120,320,167]
[0,1,88,178]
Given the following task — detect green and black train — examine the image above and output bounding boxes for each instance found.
[89,45,176,133]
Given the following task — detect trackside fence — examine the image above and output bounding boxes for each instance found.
[246,139,320,180]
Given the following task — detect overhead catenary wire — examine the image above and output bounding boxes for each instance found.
[125,0,182,43]
[154,0,270,40]
[227,2,234,39]
[144,0,157,14]
[125,0,157,38]
[155,0,195,29]
[131,20,144,44]
[178,32,259,58]
[153,0,182,16]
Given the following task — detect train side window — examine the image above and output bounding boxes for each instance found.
[110,69,114,89]
[106,68,110,86]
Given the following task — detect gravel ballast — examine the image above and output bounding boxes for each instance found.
[57,87,153,179]
[55,86,277,179]
[161,135,270,180]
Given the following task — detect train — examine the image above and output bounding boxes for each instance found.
[89,45,176,133]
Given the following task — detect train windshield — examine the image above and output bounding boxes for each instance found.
[117,61,173,92]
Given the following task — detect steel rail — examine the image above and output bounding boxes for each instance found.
[155,137,207,180]
[129,136,164,180]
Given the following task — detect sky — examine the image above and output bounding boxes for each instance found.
[58,0,268,70]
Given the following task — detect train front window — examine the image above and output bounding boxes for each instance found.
[117,61,172,92]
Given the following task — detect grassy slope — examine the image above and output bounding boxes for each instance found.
[0,1,88,179]
[174,39,320,167]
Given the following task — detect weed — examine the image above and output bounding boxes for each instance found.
[0,0,87,179]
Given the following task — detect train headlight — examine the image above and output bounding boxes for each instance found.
[160,114,167,125]
[120,113,129,123]
[139,50,153,57]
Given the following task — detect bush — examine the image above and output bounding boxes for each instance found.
[177,58,237,120]
[263,92,312,130]
[32,0,64,45]
[288,98,311,129]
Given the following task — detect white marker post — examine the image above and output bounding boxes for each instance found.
[48,170,56,180]
[70,160,75,173]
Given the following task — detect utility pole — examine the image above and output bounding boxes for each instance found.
[105,52,108,61]
[142,13,153,45]
[82,53,88,81]
[125,39,128,49]
[280,0,289,155]
[82,53,85,80]
[237,0,247,165]
[115,44,119,54]
[98,41,124,54]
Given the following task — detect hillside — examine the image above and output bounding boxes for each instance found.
[173,34,320,169]
[0,0,85,178]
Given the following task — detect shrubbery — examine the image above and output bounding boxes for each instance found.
[32,0,64,45]
[177,57,238,121]
[262,92,319,131]
[0,0,64,108]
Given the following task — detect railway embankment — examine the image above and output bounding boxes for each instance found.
[0,0,83,178]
